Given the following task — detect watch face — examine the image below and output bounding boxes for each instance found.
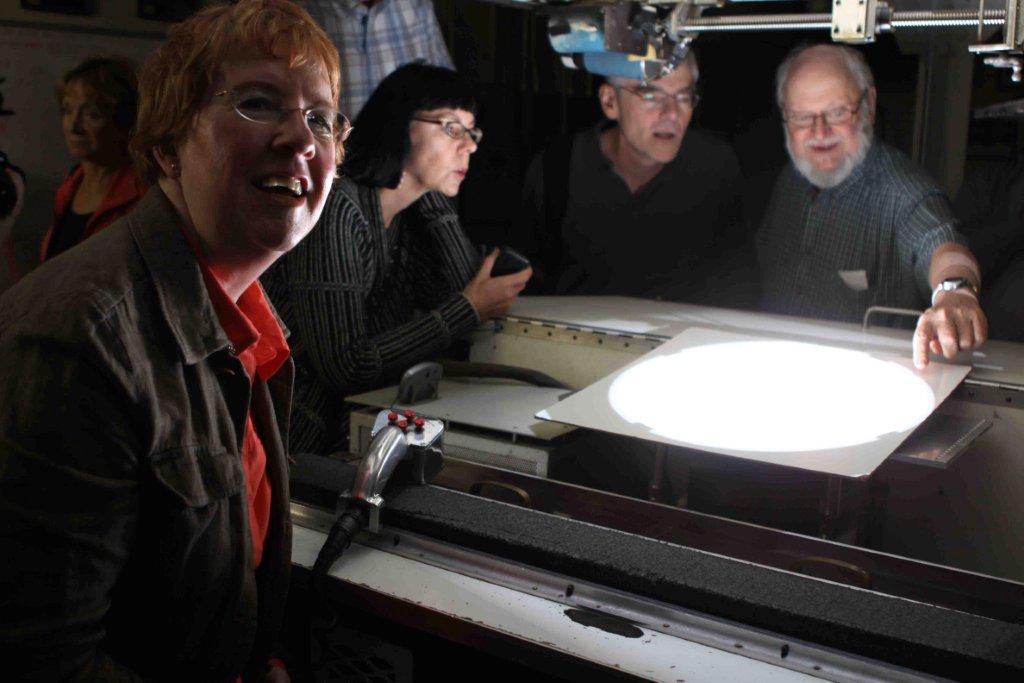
[944,277,968,289]
[932,277,978,306]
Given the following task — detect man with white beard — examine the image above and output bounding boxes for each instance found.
[758,44,987,369]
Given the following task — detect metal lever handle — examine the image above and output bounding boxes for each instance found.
[469,480,533,508]
[343,409,445,532]
[862,305,922,331]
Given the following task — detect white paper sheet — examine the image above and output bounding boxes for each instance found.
[537,327,970,478]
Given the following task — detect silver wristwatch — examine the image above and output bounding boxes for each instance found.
[931,277,979,306]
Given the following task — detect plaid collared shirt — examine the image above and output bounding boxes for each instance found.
[757,140,966,324]
[300,0,454,118]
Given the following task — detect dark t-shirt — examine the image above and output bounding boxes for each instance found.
[953,160,1024,341]
[46,209,91,260]
[514,122,756,307]
[953,159,1024,281]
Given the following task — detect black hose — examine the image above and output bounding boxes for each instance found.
[308,506,368,673]
[312,506,367,584]
[439,358,572,390]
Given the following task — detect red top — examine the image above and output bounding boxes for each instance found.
[180,227,290,568]
[42,163,146,263]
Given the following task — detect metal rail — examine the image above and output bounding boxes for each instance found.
[677,8,1006,32]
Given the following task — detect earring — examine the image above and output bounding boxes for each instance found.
[169,159,180,178]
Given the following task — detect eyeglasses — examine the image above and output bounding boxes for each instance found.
[618,86,700,110]
[412,117,483,144]
[214,88,353,144]
[783,90,868,129]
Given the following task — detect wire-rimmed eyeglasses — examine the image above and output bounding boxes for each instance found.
[214,88,352,144]
[412,117,483,145]
[618,86,700,110]
[783,90,868,129]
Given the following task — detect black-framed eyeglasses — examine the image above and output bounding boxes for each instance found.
[214,88,353,144]
[412,117,483,144]
[783,90,868,129]
[618,86,700,110]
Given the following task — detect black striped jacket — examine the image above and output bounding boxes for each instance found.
[262,177,480,454]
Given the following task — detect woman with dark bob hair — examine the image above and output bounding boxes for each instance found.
[264,62,531,455]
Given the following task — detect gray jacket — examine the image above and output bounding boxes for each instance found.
[0,187,293,681]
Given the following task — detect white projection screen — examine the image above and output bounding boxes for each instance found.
[537,327,970,478]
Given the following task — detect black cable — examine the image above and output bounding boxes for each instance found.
[312,506,367,587]
[438,358,572,390]
[309,505,368,673]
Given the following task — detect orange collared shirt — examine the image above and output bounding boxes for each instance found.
[182,230,290,568]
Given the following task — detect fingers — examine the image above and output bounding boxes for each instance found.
[913,321,932,369]
[509,266,533,287]
[935,316,962,359]
[466,271,529,322]
[465,260,532,322]
[475,249,499,280]
[913,296,989,370]
[972,307,988,348]
[507,267,532,299]
[958,322,976,351]
[951,303,977,351]
[500,275,528,302]
[914,309,960,369]
[490,265,533,287]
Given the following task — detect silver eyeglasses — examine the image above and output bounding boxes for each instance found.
[214,88,353,144]
[412,117,483,144]
[619,86,700,110]
[783,90,868,129]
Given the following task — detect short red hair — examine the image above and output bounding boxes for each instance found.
[131,0,342,184]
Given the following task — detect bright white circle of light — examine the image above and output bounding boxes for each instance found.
[607,340,936,453]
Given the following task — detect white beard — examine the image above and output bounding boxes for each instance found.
[786,121,873,190]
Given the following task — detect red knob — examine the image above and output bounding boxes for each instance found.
[403,409,416,418]
[413,417,425,430]
[387,411,398,422]
[396,419,408,430]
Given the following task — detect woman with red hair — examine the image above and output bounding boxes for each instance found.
[0,2,345,680]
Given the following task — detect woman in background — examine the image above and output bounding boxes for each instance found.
[264,62,532,455]
[43,56,145,261]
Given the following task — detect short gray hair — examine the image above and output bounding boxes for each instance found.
[607,48,699,88]
[775,44,873,110]
[676,48,699,84]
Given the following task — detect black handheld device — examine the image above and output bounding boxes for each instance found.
[490,245,531,277]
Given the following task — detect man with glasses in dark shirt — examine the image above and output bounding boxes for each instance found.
[514,50,756,308]
[759,44,987,368]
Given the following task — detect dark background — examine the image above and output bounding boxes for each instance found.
[7,0,1024,262]
[430,0,1024,248]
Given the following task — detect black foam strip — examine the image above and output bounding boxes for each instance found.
[291,459,1024,678]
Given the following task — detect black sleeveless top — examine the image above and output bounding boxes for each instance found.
[47,209,91,260]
